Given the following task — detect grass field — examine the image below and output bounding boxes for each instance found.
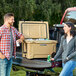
[10,66,76,76]
[11,68,26,76]
[10,66,62,76]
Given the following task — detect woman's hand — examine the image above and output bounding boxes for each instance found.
[0,52,6,59]
[51,58,54,61]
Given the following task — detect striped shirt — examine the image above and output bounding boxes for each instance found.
[0,25,23,60]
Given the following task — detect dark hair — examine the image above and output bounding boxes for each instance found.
[63,22,75,38]
[4,13,14,19]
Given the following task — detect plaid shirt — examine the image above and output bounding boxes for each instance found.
[0,25,22,60]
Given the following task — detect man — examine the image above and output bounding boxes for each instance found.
[0,13,24,76]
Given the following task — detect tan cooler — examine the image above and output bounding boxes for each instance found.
[19,21,57,59]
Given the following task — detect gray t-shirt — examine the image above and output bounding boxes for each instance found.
[9,29,13,59]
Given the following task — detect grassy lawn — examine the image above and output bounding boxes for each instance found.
[11,69,26,76]
[10,66,76,76]
[10,66,62,76]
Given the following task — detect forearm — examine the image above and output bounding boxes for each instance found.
[63,51,76,63]
[67,51,76,60]
[54,49,62,61]
[17,35,24,43]
[20,35,24,41]
[54,36,64,60]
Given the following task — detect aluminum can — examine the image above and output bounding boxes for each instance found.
[47,55,51,62]
[16,41,20,47]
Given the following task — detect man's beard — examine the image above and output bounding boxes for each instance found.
[9,22,13,26]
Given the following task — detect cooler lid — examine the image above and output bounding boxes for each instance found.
[25,40,57,44]
[18,21,49,39]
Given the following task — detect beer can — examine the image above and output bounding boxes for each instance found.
[16,41,20,47]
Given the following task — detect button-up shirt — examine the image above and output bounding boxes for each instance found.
[0,25,23,60]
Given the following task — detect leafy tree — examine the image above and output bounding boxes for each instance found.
[0,0,76,27]
[34,0,61,26]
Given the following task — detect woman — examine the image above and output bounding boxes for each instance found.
[51,22,76,76]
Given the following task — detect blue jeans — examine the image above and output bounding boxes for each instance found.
[59,60,76,76]
[0,58,12,76]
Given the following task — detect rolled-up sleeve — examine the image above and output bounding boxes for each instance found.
[15,28,23,38]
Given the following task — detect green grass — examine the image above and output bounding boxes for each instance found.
[10,69,26,76]
[10,66,62,76]
[10,66,76,76]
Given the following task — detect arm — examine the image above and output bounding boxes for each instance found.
[64,49,76,63]
[54,36,64,61]
[67,51,76,60]
[64,36,76,63]
[17,35,24,43]
[15,28,24,43]
[0,27,6,59]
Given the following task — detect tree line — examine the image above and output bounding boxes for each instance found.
[0,0,76,28]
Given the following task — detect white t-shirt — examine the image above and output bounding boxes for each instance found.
[66,36,73,44]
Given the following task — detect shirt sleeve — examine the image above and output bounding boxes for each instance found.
[15,28,23,38]
[67,36,76,60]
[0,27,2,52]
[54,35,64,61]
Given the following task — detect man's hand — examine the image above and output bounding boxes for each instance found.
[0,52,6,59]
[20,35,24,42]
[17,35,24,43]
[16,39,22,43]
